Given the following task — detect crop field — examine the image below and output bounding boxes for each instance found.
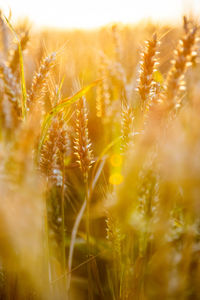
[0,10,200,300]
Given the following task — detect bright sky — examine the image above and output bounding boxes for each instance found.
[0,0,200,29]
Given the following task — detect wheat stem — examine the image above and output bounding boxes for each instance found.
[61,156,66,292]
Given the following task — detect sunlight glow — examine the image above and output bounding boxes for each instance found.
[0,0,200,29]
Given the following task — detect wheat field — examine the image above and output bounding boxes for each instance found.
[0,11,200,300]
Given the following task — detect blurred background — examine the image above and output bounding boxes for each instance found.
[0,0,200,299]
[0,0,200,29]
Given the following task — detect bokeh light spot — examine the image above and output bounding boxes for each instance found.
[110,154,123,167]
[109,173,124,185]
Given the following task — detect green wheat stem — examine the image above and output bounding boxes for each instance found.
[44,179,52,295]
[61,156,67,292]
[85,177,93,300]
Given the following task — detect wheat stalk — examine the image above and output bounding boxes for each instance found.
[74,94,94,299]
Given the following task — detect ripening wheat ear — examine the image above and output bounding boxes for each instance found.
[74,96,94,182]
[40,118,59,179]
[40,116,69,174]
[111,24,128,100]
[56,116,70,169]
[106,213,122,259]
[27,52,56,111]
[96,52,111,120]
[112,24,123,63]
[0,63,21,114]
[165,17,198,109]
[105,211,122,297]
[137,34,159,110]
[121,102,134,153]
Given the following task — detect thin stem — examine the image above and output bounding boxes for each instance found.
[44,179,52,295]
[61,157,66,291]
[67,200,86,293]
[66,160,105,296]
[85,176,93,300]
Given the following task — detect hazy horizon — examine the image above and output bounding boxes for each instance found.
[0,0,200,30]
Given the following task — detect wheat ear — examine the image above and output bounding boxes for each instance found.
[27,52,56,110]
[165,17,197,108]
[137,34,159,111]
